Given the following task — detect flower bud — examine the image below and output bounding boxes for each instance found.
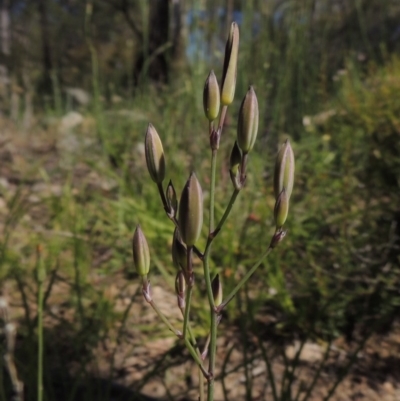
[274,140,295,200]
[166,180,178,218]
[132,225,150,277]
[210,128,219,150]
[221,22,239,106]
[203,70,220,122]
[175,271,186,309]
[237,86,259,154]
[172,228,187,274]
[175,270,186,296]
[269,229,287,248]
[274,189,289,229]
[145,123,166,184]
[178,173,203,247]
[229,141,242,190]
[212,274,223,307]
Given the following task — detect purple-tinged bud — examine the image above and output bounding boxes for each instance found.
[210,128,220,150]
[221,22,239,106]
[145,123,166,184]
[178,173,203,247]
[274,140,295,200]
[237,86,259,154]
[203,70,220,122]
[212,274,223,307]
[229,141,243,190]
[166,180,178,218]
[269,229,287,248]
[175,271,186,309]
[274,188,289,229]
[172,228,187,274]
[132,225,150,277]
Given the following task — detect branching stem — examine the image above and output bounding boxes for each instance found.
[183,246,194,340]
[218,247,273,311]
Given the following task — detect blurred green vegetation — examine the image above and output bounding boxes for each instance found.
[0,0,399,400]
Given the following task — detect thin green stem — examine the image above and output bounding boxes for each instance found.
[182,337,209,378]
[148,299,181,337]
[239,293,252,401]
[202,242,216,329]
[147,289,208,378]
[183,246,193,339]
[207,308,218,401]
[219,247,273,311]
[157,183,168,212]
[205,102,233,400]
[209,149,218,233]
[201,315,222,360]
[73,234,84,324]
[204,188,217,401]
[182,287,193,340]
[218,105,228,134]
[179,308,205,401]
[37,247,45,401]
[212,189,240,238]
[199,362,205,401]
[205,109,221,401]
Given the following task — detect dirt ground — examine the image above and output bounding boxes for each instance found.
[3,272,400,401]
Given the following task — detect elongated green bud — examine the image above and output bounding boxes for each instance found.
[172,228,187,274]
[132,225,150,276]
[221,22,239,106]
[237,86,259,154]
[203,70,220,122]
[145,123,166,184]
[274,140,295,200]
[178,172,203,247]
[212,274,223,307]
[274,189,289,229]
[229,141,242,190]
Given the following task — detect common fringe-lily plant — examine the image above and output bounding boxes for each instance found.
[132,22,295,401]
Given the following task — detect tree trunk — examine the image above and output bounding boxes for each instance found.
[38,0,53,93]
[0,0,10,115]
[134,0,170,84]
[170,0,187,77]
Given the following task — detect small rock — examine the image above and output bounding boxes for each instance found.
[383,381,394,394]
[60,111,84,133]
[285,341,323,363]
[65,87,91,105]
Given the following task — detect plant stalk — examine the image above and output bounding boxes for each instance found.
[183,246,194,340]
[204,121,221,401]
[212,188,240,238]
[219,247,273,311]
[147,293,208,377]
[36,246,45,401]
